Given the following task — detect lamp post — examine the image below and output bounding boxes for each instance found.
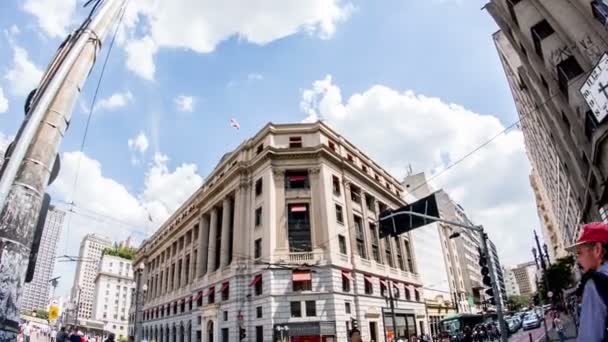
[275,325,289,342]
[379,209,508,342]
[134,263,146,342]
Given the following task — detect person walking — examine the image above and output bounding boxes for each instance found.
[56,327,68,342]
[22,322,31,342]
[553,312,566,342]
[51,329,57,342]
[103,333,115,342]
[568,222,608,342]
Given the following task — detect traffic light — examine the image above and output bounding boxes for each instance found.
[478,249,495,307]
[239,327,246,340]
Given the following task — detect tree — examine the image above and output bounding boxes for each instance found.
[538,255,575,302]
[506,294,531,311]
[34,309,49,320]
[103,244,136,260]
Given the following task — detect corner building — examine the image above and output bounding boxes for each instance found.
[132,122,426,342]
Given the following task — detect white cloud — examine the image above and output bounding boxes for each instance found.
[175,95,195,112]
[50,150,203,295]
[123,0,353,79]
[8,25,20,36]
[0,88,8,113]
[94,91,133,112]
[247,73,264,81]
[23,0,77,38]
[4,45,43,96]
[300,75,539,266]
[128,131,150,154]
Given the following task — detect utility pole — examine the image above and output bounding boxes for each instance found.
[0,1,126,340]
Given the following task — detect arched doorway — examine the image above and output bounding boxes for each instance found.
[187,322,192,342]
[166,325,170,342]
[160,326,164,342]
[180,323,184,342]
[207,321,214,342]
[172,324,177,342]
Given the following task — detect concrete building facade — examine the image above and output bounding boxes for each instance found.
[510,262,538,296]
[70,234,112,320]
[92,254,135,338]
[131,122,427,342]
[486,0,608,242]
[21,206,65,313]
[504,267,520,297]
[488,239,507,308]
[530,170,567,259]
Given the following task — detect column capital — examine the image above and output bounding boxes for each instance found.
[272,168,285,181]
[308,167,321,176]
[343,179,351,190]
[238,177,251,190]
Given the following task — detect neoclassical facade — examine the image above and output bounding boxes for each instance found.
[130,122,426,342]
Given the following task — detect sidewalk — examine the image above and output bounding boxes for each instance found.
[543,315,577,342]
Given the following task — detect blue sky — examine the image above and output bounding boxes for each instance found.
[0,0,541,298]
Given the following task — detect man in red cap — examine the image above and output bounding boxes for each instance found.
[567,222,608,341]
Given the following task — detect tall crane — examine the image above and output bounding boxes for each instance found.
[0,1,127,339]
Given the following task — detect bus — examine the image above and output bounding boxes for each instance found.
[439,313,498,340]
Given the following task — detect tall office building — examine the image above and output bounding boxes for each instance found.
[504,267,520,297]
[21,206,65,313]
[510,261,538,296]
[92,253,135,338]
[530,170,566,259]
[130,122,427,342]
[70,234,112,320]
[486,0,608,243]
[488,239,507,308]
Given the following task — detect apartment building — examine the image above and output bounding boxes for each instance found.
[21,206,65,313]
[504,267,520,297]
[486,0,608,241]
[92,254,135,338]
[130,122,427,342]
[70,234,112,320]
[510,261,538,296]
[530,170,567,259]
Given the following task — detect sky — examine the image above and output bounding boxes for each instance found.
[0,0,543,298]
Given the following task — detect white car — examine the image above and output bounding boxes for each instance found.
[522,314,541,330]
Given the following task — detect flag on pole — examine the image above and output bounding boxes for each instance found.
[230,118,240,130]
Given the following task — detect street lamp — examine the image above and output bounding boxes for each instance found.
[378,192,508,342]
[275,325,289,342]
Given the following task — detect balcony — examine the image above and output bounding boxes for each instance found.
[275,249,324,264]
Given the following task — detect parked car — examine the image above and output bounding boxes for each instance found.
[523,314,541,330]
[506,319,518,334]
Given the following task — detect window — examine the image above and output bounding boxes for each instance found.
[362,164,368,174]
[370,223,381,263]
[364,277,373,295]
[256,306,263,318]
[338,235,347,255]
[255,178,263,196]
[380,281,387,297]
[405,287,411,301]
[354,215,367,259]
[208,288,215,304]
[385,240,394,268]
[255,207,262,226]
[221,328,229,342]
[557,56,584,98]
[332,175,341,195]
[404,239,414,272]
[350,185,361,204]
[342,272,351,292]
[345,302,351,314]
[254,239,262,259]
[415,289,421,302]
[530,20,554,59]
[393,285,400,299]
[365,194,375,212]
[592,0,608,25]
[395,238,405,271]
[506,0,521,26]
[335,204,344,224]
[289,136,303,148]
[221,282,230,301]
[290,302,302,317]
[254,276,263,296]
[255,326,263,342]
[305,301,316,316]
[223,311,228,321]
[285,170,309,189]
[328,140,337,151]
[288,203,312,252]
[292,270,312,291]
[347,154,355,163]
[256,144,263,155]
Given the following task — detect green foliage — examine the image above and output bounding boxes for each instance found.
[539,255,575,301]
[118,336,128,342]
[103,244,136,260]
[506,294,531,311]
[34,309,49,320]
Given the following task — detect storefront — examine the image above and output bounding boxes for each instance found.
[273,321,336,342]
[382,309,417,341]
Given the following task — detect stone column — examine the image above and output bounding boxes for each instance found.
[181,254,188,286]
[231,180,247,262]
[220,197,232,267]
[308,167,326,249]
[197,215,209,278]
[273,169,288,250]
[207,208,218,272]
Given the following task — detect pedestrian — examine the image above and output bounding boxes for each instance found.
[51,329,57,342]
[22,322,31,342]
[463,326,473,342]
[69,330,81,342]
[553,312,566,342]
[104,333,115,342]
[56,327,68,342]
[568,222,608,342]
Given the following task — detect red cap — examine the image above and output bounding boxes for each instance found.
[566,222,608,251]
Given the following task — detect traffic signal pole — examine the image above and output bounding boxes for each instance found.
[0,1,126,340]
[379,210,508,342]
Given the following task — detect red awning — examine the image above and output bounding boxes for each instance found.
[194,291,203,301]
[290,205,307,212]
[292,270,311,282]
[219,281,230,293]
[364,275,373,283]
[249,274,262,287]
[379,278,388,287]
[289,175,307,182]
[341,271,353,281]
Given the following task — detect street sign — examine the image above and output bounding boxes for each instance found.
[581,53,608,124]
[49,305,59,321]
